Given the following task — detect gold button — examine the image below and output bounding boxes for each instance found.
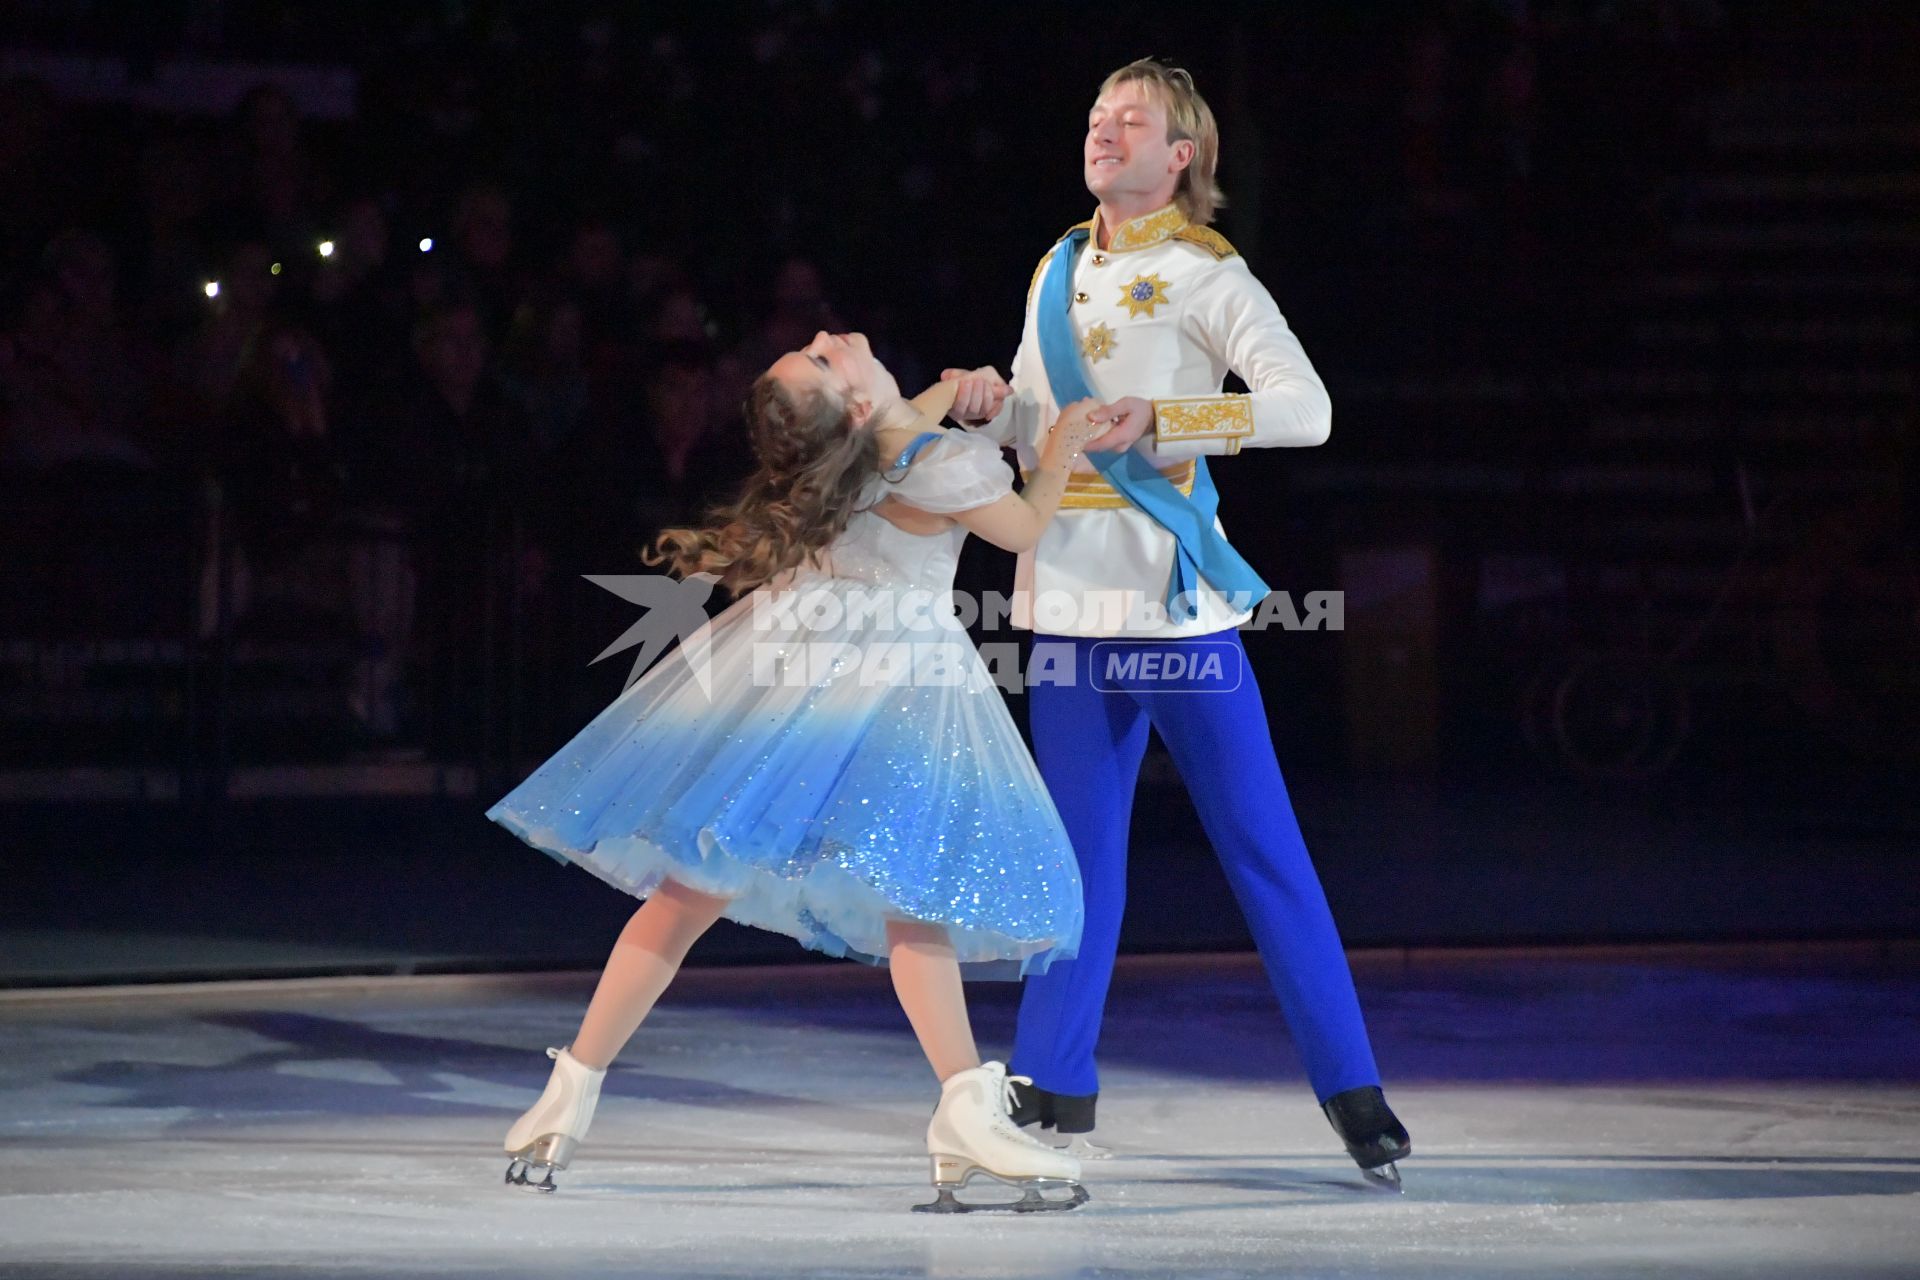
[1090,253,1108,266]
[1074,291,1089,303]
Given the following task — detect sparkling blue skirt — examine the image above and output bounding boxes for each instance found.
[487,576,1083,977]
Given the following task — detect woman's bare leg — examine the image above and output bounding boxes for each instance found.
[567,878,731,1069]
[885,918,982,1082]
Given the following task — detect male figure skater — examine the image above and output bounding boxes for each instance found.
[943,58,1411,1189]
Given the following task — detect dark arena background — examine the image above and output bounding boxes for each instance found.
[1,2,1915,1277]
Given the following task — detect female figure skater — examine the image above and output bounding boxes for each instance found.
[489,330,1103,1212]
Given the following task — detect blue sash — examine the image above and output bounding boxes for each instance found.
[1034,228,1267,619]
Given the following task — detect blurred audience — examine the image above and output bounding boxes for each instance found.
[0,0,1726,754]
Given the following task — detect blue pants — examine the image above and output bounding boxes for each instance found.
[1010,629,1381,1103]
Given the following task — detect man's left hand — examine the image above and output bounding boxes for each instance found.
[1084,397,1154,452]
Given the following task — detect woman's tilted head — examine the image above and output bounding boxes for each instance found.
[645,331,902,594]
[764,331,901,438]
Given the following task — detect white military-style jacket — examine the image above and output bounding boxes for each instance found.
[968,202,1332,639]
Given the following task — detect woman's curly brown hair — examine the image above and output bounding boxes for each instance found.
[643,373,879,593]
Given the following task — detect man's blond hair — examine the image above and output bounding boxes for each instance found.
[1097,58,1225,225]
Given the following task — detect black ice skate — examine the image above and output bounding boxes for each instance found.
[1322,1085,1411,1192]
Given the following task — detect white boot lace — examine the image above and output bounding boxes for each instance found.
[975,1066,1051,1146]
[999,1072,1033,1117]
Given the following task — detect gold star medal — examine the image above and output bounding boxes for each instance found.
[1118,272,1171,319]
[1081,322,1117,363]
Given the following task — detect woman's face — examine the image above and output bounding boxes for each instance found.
[768,331,899,429]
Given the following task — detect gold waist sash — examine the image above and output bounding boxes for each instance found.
[1021,460,1196,509]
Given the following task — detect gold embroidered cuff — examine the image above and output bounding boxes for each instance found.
[1021,460,1196,509]
[1153,395,1255,444]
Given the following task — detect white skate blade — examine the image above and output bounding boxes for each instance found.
[503,1133,578,1194]
[913,1156,1090,1214]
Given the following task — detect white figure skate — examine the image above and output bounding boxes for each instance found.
[915,1061,1090,1213]
[503,1046,605,1193]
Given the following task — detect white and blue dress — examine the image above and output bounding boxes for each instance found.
[487,428,1083,976]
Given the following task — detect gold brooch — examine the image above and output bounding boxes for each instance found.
[1118,273,1171,319]
[1081,322,1116,363]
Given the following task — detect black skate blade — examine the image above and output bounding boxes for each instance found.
[912,1184,1090,1214]
[1360,1161,1403,1194]
[504,1159,558,1194]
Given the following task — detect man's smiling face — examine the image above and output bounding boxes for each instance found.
[1083,79,1192,208]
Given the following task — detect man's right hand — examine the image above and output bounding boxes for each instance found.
[940,366,1011,425]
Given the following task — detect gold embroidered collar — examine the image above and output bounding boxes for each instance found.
[1092,203,1189,253]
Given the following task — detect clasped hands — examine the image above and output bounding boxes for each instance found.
[940,366,1153,453]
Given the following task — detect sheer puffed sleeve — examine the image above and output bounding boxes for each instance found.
[881,430,1015,514]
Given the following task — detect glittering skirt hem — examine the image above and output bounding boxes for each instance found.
[486,804,1077,980]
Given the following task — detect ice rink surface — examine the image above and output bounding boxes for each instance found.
[2,947,1916,1279]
